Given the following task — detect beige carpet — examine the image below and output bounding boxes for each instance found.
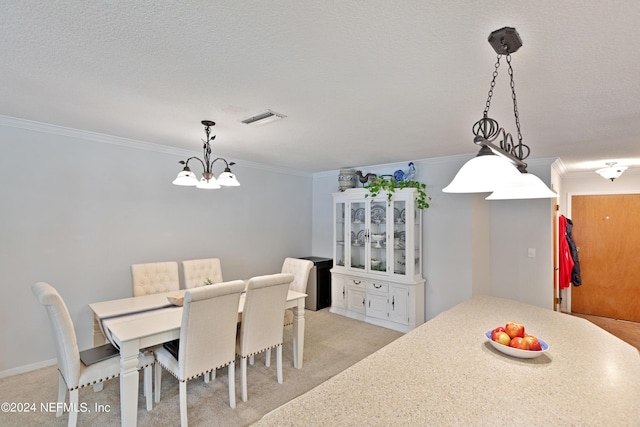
[0,308,401,426]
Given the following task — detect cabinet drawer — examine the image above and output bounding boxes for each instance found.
[367,281,388,293]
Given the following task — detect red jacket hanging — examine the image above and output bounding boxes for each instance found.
[559,215,574,290]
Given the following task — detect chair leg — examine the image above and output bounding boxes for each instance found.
[211,368,216,380]
[179,381,188,427]
[154,363,162,403]
[68,389,79,427]
[204,372,210,383]
[265,348,271,367]
[241,356,248,402]
[249,355,254,365]
[144,364,152,411]
[228,362,236,409]
[276,344,283,384]
[57,373,66,417]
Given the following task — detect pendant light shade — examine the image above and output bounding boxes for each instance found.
[595,162,627,181]
[217,169,241,186]
[442,154,524,193]
[196,177,221,189]
[172,169,198,186]
[486,173,557,200]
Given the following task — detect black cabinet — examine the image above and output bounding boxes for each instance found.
[299,257,333,311]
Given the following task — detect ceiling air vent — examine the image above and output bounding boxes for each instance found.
[241,109,286,127]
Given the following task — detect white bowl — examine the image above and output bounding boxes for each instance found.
[371,259,382,267]
[484,330,549,359]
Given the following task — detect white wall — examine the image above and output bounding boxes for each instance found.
[0,119,312,375]
[488,160,556,309]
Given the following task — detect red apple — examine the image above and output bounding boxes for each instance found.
[509,337,531,350]
[504,321,525,339]
[491,326,506,341]
[523,335,542,351]
[492,331,511,346]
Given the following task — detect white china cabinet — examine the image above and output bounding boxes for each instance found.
[331,188,425,332]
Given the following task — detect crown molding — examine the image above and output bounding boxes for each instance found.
[0,115,311,177]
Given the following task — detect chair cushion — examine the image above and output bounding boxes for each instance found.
[74,352,154,391]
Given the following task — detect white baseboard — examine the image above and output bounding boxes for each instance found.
[0,358,57,379]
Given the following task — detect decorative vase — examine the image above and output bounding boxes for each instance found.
[338,169,357,191]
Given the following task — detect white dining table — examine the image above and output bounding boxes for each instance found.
[89,288,307,427]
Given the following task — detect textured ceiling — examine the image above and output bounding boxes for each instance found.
[2,1,640,173]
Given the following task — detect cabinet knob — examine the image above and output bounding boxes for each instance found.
[373,283,382,289]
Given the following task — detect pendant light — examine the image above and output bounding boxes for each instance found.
[443,27,556,200]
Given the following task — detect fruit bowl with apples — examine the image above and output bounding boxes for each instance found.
[485,321,549,359]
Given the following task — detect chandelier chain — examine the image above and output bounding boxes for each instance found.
[506,53,522,147]
[483,55,502,118]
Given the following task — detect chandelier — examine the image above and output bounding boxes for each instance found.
[442,27,556,200]
[172,120,240,189]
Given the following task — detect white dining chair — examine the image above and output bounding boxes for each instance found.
[154,280,245,426]
[181,258,223,289]
[182,258,226,383]
[281,258,313,326]
[131,261,180,296]
[236,273,293,402]
[31,282,154,427]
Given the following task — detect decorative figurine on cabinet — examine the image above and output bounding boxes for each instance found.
[393,162,416,182]
[356,170,377,186]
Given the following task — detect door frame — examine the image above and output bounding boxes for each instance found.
[565,189,640,314]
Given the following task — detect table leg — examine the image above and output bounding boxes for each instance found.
[292,300,305,369]
[93,314,106,346]
[119,340,140,426]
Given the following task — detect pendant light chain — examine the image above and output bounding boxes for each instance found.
[506,53,523,150]
[483,54,502,118]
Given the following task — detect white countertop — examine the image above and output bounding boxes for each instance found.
[255,295,640,426]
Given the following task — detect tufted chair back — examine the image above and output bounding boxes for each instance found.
[182,258,224,289]
[131,261,179,296]
[281,258,313,293]
[31,282,81,388]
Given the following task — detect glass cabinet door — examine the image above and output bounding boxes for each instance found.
[350,201,366,271]
[369,200,387,273]
[334,201,346,267]
[413,203,421,276]
[393,200,407,276]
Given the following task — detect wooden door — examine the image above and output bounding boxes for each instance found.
[570,194,640,322]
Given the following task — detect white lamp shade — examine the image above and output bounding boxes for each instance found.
[442,155,524,193]
[196,176,221,189]
[486,172,557,200]
[217,171,240,186]
[172,170,198,186]
[596,165,627,181]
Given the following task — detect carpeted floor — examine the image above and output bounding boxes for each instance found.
[0,308,401,426]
